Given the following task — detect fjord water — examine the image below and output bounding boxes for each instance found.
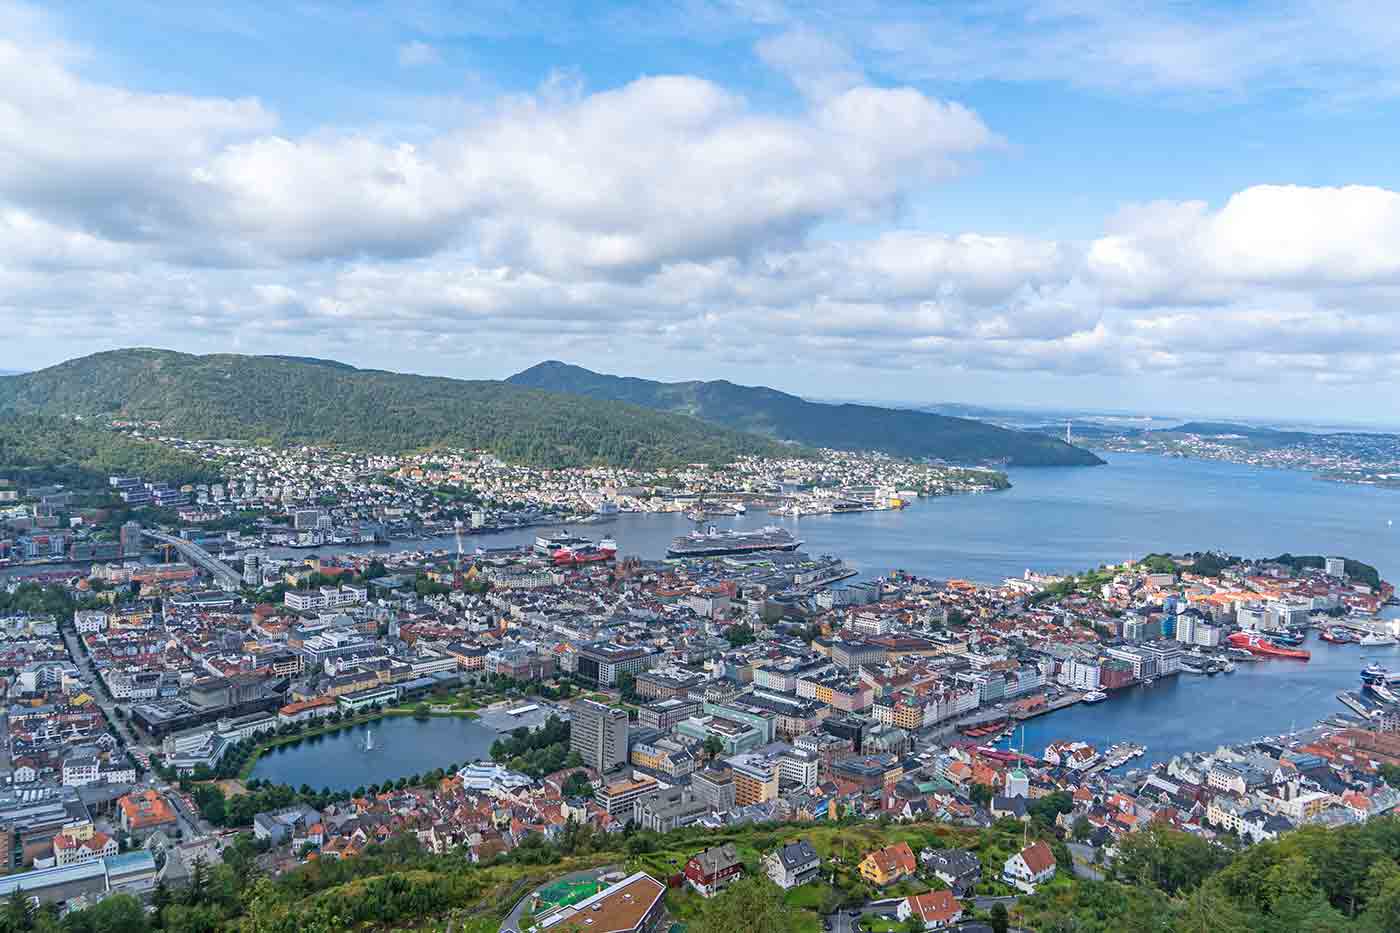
[314,451,1400,585]
[250,451,1400,777]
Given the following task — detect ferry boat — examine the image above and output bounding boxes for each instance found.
[534,531,592,557]
[1226,631,1311,660]
[667,525,802,558]
[554,537,618,565]
[534,532,617,564]
[1360,632,1397,647]
[1081,691,1108,704]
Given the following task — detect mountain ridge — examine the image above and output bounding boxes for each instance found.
[0,349,795,469]
[508,360,1103,467]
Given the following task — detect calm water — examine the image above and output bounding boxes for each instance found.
[267,452,1400,585]
[1007,632,1400,768]
[248,715,498,791]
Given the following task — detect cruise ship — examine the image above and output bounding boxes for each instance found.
[666,525,802,558]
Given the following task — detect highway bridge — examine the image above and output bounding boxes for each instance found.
[141,529,242,590]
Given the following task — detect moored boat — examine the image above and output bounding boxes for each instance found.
[1226,631,1311,660]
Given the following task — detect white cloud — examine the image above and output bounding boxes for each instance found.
[6,5,1400,399]
[397,40,441,67]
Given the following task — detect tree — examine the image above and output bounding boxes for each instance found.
[703,736,724,760]
[186,856,209,907]
[562,772,593,799]
[1072,815,1092,842]
[725,622,756,647]
[989,902,1009,933]
[3,890,31,933]
[60,894,149,933]
[694,876,802,933]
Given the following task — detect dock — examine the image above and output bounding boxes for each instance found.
[1086,742,1147,774]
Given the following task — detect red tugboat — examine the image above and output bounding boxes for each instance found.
[1227,631,1311,660]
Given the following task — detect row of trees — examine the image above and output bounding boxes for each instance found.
[1018,818,1400,932]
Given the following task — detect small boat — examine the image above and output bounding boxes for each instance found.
[1081,691,1108,704]
[1222,661,1236,673]
[1361,633,1398,647]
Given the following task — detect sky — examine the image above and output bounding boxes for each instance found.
[4,1,1400,420]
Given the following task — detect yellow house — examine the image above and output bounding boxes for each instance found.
[859,842,917,887]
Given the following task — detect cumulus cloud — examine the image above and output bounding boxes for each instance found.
[6,5,1400,395]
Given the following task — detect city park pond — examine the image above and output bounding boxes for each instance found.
[247,713,499,791]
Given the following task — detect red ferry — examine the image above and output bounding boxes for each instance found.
[553,537,618,565]
[1227,631,1311,660]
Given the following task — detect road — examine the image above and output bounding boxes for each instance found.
[141,529,242,590]
[63,628,128,737]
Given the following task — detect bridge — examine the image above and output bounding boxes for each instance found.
[141,529,242,591]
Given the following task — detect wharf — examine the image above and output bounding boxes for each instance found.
[1086,742,1147,775]
[1011,691,1085,721]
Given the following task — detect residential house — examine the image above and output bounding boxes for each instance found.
[859,841,917,887]
[764,839,820,889]
[1002,840,1057,893]
[684,842,743,897]
[897,890,964,929]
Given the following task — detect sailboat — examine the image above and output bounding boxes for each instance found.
[363,728,375,752]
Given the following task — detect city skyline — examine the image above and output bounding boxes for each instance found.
[5,1,1400,419]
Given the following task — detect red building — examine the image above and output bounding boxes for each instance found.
[684,843,743,897]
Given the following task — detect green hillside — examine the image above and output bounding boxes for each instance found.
[508,361,1103,467]
[0,350,795,468]
[0,415,220,488]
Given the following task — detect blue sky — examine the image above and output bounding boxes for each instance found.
[5,0,1400,420]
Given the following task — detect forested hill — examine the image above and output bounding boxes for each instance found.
[0,350,794,468]
[509,361,1104,467]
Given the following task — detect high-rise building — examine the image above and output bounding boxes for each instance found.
[119,521,142,558]
[293,509,323,531]
[571,698,629,775]
[243,553,262,587]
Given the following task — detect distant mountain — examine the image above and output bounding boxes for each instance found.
[0,349,794,468]
[1163,421,1311,442]
[508,361,1103,467]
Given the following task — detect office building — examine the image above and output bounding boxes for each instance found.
[571,699,629,774]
